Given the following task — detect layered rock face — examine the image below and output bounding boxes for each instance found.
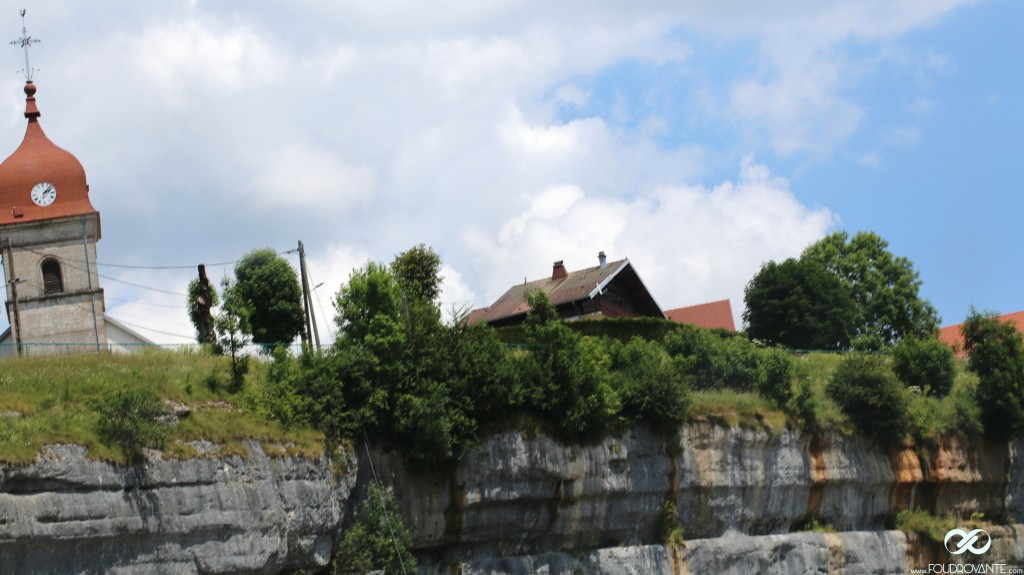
[371,425,1023,571]
[0,425,1021,574]
[0,442,356,574]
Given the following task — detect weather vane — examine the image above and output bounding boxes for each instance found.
[10,9,40,81]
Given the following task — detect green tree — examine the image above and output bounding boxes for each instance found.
[802,231,939,348]
[891,336,956,397]
[226,248,305,348]
[743,258,856,350]
[391,243,443,304]
[961,310,1024,439]
[217,276,251,392]
[333,484,417,574]
[826,354,909,443]
[522,290,621,439]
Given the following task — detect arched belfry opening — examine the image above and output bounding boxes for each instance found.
[40,258,63,295]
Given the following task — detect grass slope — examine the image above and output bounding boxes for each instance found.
[0,348,323,464]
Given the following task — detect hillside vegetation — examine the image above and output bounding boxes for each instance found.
[0,347,323,464]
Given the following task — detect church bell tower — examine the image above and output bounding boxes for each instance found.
[0,15,106,355]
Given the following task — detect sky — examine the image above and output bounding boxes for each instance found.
[0,0,1019,345]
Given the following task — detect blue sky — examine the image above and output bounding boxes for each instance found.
[0,0,1017,342]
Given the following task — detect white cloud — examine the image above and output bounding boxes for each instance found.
[0,1,978,337]
[247,143,378,212]
[134,18,284,107]
[463,159,834,326]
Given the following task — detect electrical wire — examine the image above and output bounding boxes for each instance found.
[361,428,411,575]
[105,316,194,340]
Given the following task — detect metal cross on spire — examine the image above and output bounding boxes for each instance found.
[10,9,40,82]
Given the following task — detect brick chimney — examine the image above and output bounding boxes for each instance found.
[552,260,568,280]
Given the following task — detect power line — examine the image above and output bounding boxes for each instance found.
[105,316,194,340]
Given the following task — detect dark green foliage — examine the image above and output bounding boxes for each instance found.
[186,274,218,345]
[826,355,909,442]
[520,291,621,439]
[802,231,939,349]
[756,348,795,408]
[662,324,792,405]
[226,248,305,347]
[333,484,416,575]
[961,310,1024,439]
[788,378,821,431]
[391,243,443,304]
[608,337,692,431]
[244,347,312,429]
[663,325,757,391]
[892,337,956,397]
[91,388,168,457]
[743,258,856,350]
[216,277,250,392]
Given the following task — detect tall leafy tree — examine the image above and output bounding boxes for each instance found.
[391,243,443,305]
[961,310,1024,439]
[802,231,939,348]
[225,248,305,347]
[743,258,856,350]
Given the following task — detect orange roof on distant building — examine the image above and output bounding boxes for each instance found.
[939,310,1024,355]
[665,299,736,331]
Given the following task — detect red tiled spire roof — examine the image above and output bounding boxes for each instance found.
[0,81,98,227]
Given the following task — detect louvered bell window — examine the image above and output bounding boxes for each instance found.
[41,259,64,295]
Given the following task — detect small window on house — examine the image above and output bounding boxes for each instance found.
[41,259,63,295]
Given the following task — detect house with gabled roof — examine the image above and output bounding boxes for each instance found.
[467,252,664,327]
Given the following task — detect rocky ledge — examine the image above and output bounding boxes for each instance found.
[0,442,356,574]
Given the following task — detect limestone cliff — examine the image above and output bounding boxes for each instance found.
[1,425,1021,574]
[370,425,1023,572]
[0,442,356,574]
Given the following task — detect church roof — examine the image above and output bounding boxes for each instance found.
[0,81,98,227]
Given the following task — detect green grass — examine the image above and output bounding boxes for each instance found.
[0,348,324,464]
[689,390,788,433]
[891,509,957,543]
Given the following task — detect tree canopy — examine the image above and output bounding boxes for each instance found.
[744,231,938,350]
[391,243,443,305]
[225,248,305,347]
[743,257,856,350]
[962,310,1024,439]
[801,231,939,348]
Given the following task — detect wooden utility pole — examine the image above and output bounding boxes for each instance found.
[195,264,216,345]
[5,237,22,356]
[297,241,320,350]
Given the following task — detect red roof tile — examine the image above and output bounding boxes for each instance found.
[0,82,98,228]
[939,310,1024,356]
[665,299,736,331]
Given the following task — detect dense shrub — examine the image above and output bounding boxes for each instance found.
[333,484,416,574]
[91,388,169,457]
[522,291,621,439]
[663,325,761,392]
[892,337,955,397]
[962,311,1024,439]
[826,355,909,442]
[608,337,692,431]
[756,348,795,408]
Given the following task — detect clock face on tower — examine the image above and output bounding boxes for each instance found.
[31,181,57,207]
